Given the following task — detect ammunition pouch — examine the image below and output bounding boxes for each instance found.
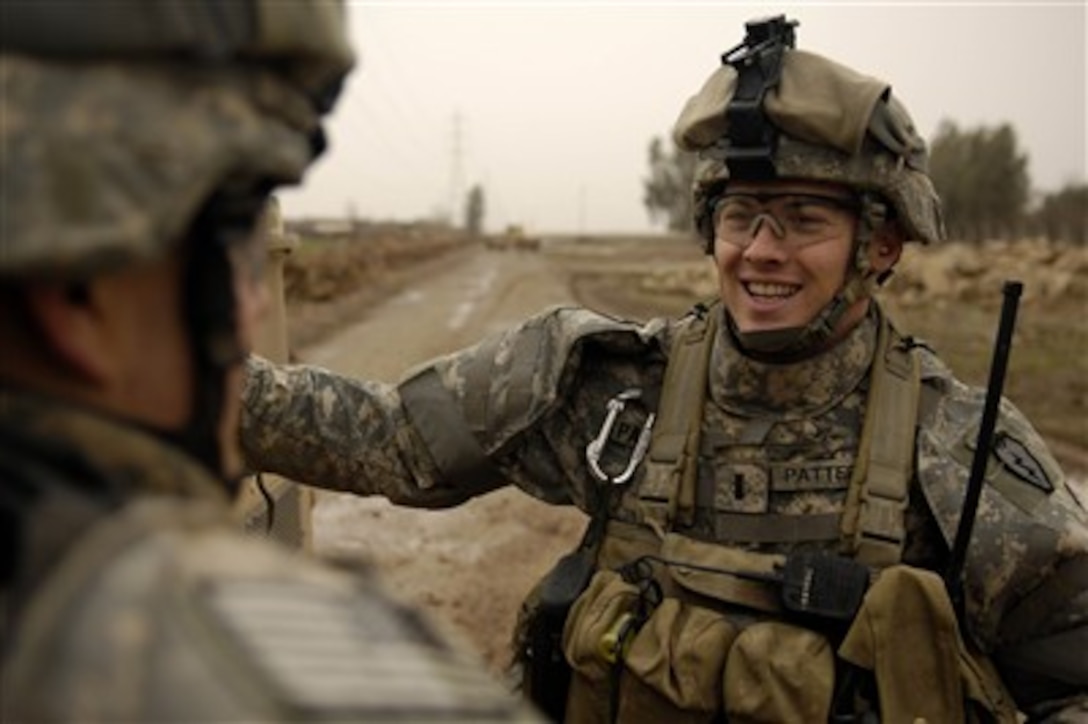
[725,622,837,723]
[562,570,642,723]
[562,562,841,723]
[839,565,1019,724]
[559,529,1019,723]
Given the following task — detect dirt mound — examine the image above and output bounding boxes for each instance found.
[281,231,470,352]
[581,237,1087,471]
[636,238,1088,307]
[888,238,1088,306]
[285,231,466,304]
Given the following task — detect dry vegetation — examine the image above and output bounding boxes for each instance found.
[283,230,467,350]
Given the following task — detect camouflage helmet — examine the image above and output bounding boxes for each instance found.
[673,20,944,246]
[0,0,354,280]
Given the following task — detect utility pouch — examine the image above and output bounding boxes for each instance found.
[562,570,641,724]
[724,621,837,723]
[524,547,597,722]
[780,551,870,624]
[617,598,736,724]
[838,565,1019,724]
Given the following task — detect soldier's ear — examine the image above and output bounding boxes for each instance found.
[25,280,117,387]
[870,222,905,275]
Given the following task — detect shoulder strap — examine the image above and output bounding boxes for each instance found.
[637,302,719,532]
[635,303,921,567]
[840,313,921,567]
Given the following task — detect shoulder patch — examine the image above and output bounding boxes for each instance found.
[993,431,1053,494]
[196,578,523,720]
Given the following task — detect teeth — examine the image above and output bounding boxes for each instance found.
[746,282,798,298]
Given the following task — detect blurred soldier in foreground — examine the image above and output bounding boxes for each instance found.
[0,2,539,721]
[242,16,1088,723]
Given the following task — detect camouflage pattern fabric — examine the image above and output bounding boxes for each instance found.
[0,390,541,722]
[648,309,877,544]
[0,0,354,281]
[242,299,1088,720]
[0,57,321,280]
[672,48,944,246]
[243,306,671,511]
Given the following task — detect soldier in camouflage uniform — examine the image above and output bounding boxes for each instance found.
[0,2,541,721]
[242,17,1088,723]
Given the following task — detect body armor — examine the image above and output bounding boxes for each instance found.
[243,301,1088,722]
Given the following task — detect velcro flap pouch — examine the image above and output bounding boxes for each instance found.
[724,622,835,724]
[562,569,640,723]
[662,533,784,614]
[619,598,736,724]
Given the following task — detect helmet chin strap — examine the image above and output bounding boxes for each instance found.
[730,194,887,361]
[158,188,267,494]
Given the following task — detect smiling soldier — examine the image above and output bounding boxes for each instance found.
[242,16,1088,723]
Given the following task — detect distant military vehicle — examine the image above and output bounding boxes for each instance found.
[485,224,540,252]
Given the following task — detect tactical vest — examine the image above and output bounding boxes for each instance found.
[630,301,917,566]
[559,303,1017,724]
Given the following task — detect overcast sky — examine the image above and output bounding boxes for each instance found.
[279,1,1087,234]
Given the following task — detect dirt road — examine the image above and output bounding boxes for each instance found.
[299,245,592,673]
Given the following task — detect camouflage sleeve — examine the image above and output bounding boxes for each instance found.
[914,352,1088,716]
[242,305,669,511]
[241,353,468,507]
[418,305,669,509]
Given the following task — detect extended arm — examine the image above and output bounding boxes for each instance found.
[241,306,670,511]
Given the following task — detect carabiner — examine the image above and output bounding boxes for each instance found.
[585,388,656,485]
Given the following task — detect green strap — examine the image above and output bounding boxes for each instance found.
[842,316,920,567]
[639,304,718,530]
[714,512,843,544]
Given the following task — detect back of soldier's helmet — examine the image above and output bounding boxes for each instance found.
[0,0,355,280]
[0,0,356,479]
[673,15,944,249]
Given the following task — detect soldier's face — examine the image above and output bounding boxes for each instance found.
[34,252,197,430]
[712,179,860,340]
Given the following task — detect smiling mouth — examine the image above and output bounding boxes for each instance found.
[744,281,800,299]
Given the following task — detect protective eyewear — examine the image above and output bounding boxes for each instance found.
[713,192,858,249]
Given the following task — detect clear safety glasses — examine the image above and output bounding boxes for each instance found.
[713,192,858,250]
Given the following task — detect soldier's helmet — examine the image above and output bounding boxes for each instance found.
[0,0,354,281]
[673,16,944,248]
